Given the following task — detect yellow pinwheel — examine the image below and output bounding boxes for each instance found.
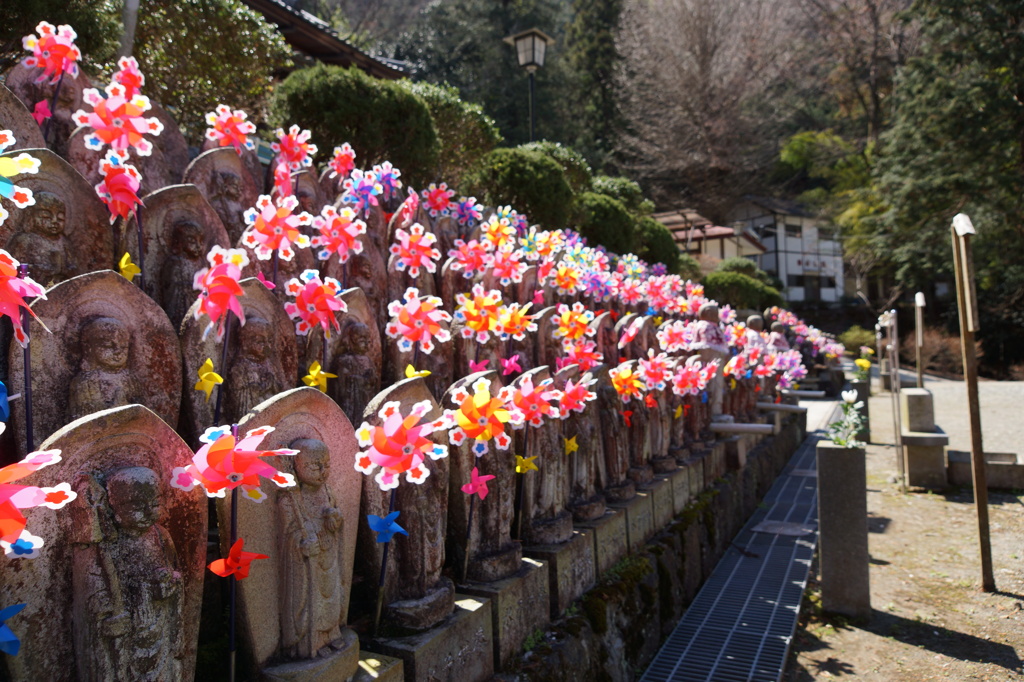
[119,252,140,281]
[303,361,337,393]
[194,358,223,402]
[515,455,538,474]
[405,364,431,379]
[563,436,579,456]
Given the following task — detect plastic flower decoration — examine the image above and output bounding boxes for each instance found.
[209,538,267,579]
[241,194,312,261]
[446,377,514,456]
[204,104,256,154]
[638,349,671,391]
[618,316,645,349]
[552,302,595,343]
[619,278,645,306]
[192,245,249,341]
[397,190,419,226]
[447,239,493,279]
[354,400,449,490]
[496,302,537,341]
[461,467,496,500]
[559,375,597,415]
[272,125,316,171]
[671,360,706,397]
[21,22,81,85]
[95,149,142,224]
[421,183,455,218]
[563,338,603,372]
[0,449,76,559]
[385,287,452,354]
[0,250,47,348]
[328,143,356,181]
[311,205,365,263]
[552,263,583,296]
[283,269,346,337]
[610,363,645,403]
[72,82,164,156]
[373,161,402,201]
[657,320,691,353]
[341,169,382,215]
[170,425,298,503]
[111,56,144,98]
[490,245,526,286]
[481,215,516,251]
[453,196,482,228]
[453,283,502,343]
[507,374,562,428]
[0,134,40,226]
[389,223,441,278]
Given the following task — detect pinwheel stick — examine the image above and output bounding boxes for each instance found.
[42,70,66,144]
[373,487,397,636]
[514,429,529,541]
[228,424,239,682]
[133,205,146,290]
[212,319,232,425]
[18,265,34,452]
[272,250,279,288]
[461,490,477,583]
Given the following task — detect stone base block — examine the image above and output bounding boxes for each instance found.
[460,558,550,669]
[705,441,726,484]
[261,628,360,681]
[366,596,494,682]
[576,507,628,576]
[669,466,690,515]
[608,490,654,553]
[645,476,674,531]
[905,444,947,489]
[687,454,704,498]
[948,451,1024,489]
[353,651,404,682]
[524,531,596,618]
[724,436,749,471]
[651,455,677,473]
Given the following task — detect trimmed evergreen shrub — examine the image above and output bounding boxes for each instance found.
[463,147,574,230]
[702,271,784,310]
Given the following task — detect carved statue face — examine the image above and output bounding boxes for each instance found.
[771,322,786,334]
[107,467,161,535]
[296,188,314,214]
[213,171,242,201]
[81,317,130,371]
[240,318,271,362]
[699,303,720,324]
[747,315,764,332]
[293,440,330,487]
[350,254,373,283]
[171,219,205,259]
[343,321,371,355]
[29,192,67,238]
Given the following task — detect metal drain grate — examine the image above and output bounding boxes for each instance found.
[641,403,840,682]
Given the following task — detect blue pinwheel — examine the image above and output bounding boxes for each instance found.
[0,604,26,655]
[0,381,9,422]
[367,511,407,544]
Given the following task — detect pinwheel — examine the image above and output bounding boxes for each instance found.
[446,377,514,456]
[507,374,561,428]
[0,250,47,348]
[562,338,602,372]
[354,400,449,490]
[490,245,526,286]
[241,194,312,262]
[447,239,493,279]
[617,253,645,279]
[496,302,537,341]
[271,125,316,171]
[209,538,267,579]
[311,205,366,263]
[405,365,431,379]
[396,190,419,226]
[421,183,454,218]
[72,82,164,156]
[0,381,9,422]
[671,361,706,397]
[303,361,337,392]
[610,363,645,403]
[31,101,51,125]
[563,436,579,455]
[95,149,142,224]
[453,283,502,343]
[170,425,298,503]
[341,169,382,215]
[373,161,402,201]
[283,269,346,337]
[195,358,223,401]
[0,604,25,655]
[515,455,538,473]
[469,359,489,372]
[501,356,522,376]
[192,246,248,342]
[559,375,597,415]
[638,349,671,391]
[0,133,40,217]
[535,229,565,260]
[720,304,737,325]
[552,262,583,296]
[328,143,356,181]
[389,223,441,278]
[111,56,144,97]
[385,287,452,354]
[453,196,482,228]
[271,162,292,200]
[367,511,407,542]
[21,22,80,85]
[0,449,76,559]
[461,467,495,500]
[619,278,645,306]
[551,302,595,343]
[481,215,516,250]
[618,316,645,349]
[657,320,691,353]
[204,104,256,154]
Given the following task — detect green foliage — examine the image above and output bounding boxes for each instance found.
[592,175,654,216]
[677,253,702,281]
[398,80,502,189]
[635,216,679,274]
[271,63,440,187]
[575,191,636,256]
[839,325,875,352]
[519,141,593,195]
[133,0,291,145]
[715,257,778,289]
[463,147,573,230]
[0,0,121,73]
[702,271,784,311]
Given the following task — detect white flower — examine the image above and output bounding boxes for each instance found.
[842,389,858,404]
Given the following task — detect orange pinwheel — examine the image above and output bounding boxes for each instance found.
[610,362,645,404]
[453,283,502,343]
[209,538,267,579]
[0,448,76,559]
[354,400,450,491]
[552,302,595,343]
[446,377,514,457]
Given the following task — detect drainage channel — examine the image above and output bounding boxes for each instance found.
[640,400,840,682]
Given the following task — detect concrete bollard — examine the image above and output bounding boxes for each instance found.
[816,441,871,620]
[900,388,948,488]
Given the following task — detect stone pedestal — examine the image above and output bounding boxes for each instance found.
[575,508,628,576]
[261,629,359,681]
[851,380,870,442]
[354,652,404,682]
[645,476,674,531]
[366,596,494,682]
[524,531,596,618]
[704,441,727,485]
[900,388,948,489]
[608,489,654,553]
[816,441,871,620]
[668,467,690,515]
[687,454,705,498]
[459,558,550,669]
[901,388,935,432]
[724,436,749,471]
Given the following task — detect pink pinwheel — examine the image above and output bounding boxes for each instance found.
[311,205,365,263]
[95,149,142,224]
[0,448,75,559]
[469,359,489,372]
[610,363,645,404]
[638,349,671,391]
[447,239,493,279]
[112,56,144,98]
[241,194,312,261]
[671,361,704,397]
[283,269,346,337]
[559,375,597,415]
[490,245,526,286]
[619,278,645,306]
[272,125,316,171]
[204,104,256,154]
[355,400,450,490]
[328,143,356,181]
[453,196,482,228]
[170,425,298,503]
[453,283,502,343]
[563,338,603,372]
[0,250,47,348]
[341,169,382,215]
[496,302,537,341]
[192,246,249,341]
[552,263,583,296]
[501,355,521,376]
[618,316,645,349]
[72,82,164,156]
[657,320,691,353]
[421,183,455,218]
[507,374,561,428]
[552,302,595,343]
[31,100,51,125]
[397,190,419,225]
[373,161,402,201]
[21,22,81,85]
[385,287,452,354]
[461,467,496,500]
[272,161,292,200]
[446,377,514,456]
[389,223,441,278]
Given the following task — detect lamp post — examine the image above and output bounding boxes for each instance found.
[504,28,555,142]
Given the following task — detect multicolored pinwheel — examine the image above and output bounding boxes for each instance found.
[496,302,537,341]
[453,196,482,228]
[204,104,256,154]
[481,215,516,250]
[0,133,40,227]
[72,83,164,156]
[0,449,76,559]
[610,363,645,403]
[192,246,248,341]
[0,250,47,348]
[311,205,365,263]
[283,269,346,337]
[328,143,356,181]
[453,283,502,343]
[552,263,583,296]
[373,161,402,201]
[354,400,450,490]
[447,239,493,279]
[490,245,526,286]
[562,338,602,372]
[384,287,452,354]
[95,149,142,224]
[341,169,382,215]
[507,374,562,428]
[111,56,145,98]
[272,125,316,170]
[421,183,454,218]
[241,194,312,261]
[638,349,671,391]
[446,377,514,456]
[552,302,595,343]
[21,22,81,85]
[558,375,597,415]
[389,223,441,278]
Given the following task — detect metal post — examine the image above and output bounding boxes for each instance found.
[885,311,905,493]
[528,70,536,142]
[915,292,925,388]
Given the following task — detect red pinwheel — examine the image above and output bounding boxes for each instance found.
[0,250,47,348]
[311,205,365,263]
[72,82,164,156]
[490,245,526,286]
[447,239,493,279]
[328,143,356,182]
[657,319,691,353]
[241,194,312,261]
[111,56,145,98]
[0,448,76,559]
[559,376,597,415]
[610,362,645,404]
[355,400,450,490]
[170,424,299,503]
[283,269,347,337]
[453,283,502,343]
[209,538,267,579]
[272,125,316,171]
[205,104,256,154]
[191,246,248,341]
[446,377,514,456]
[421,183,454,218]
[95,149,142,224]
[21,22,81,85]
[496,302,537,341]
[31,101,51,125]
[562,338,603,372]
[461,467,496,500]
[389,223,441,278]
[638,349,671,391]
[385,287,452,354]
[507,374,562,428]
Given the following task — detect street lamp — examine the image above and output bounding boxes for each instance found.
[503,28,555,142]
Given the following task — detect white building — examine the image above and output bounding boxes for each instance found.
[726,196,844,303]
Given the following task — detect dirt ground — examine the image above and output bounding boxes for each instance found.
[784,387,1024,681]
